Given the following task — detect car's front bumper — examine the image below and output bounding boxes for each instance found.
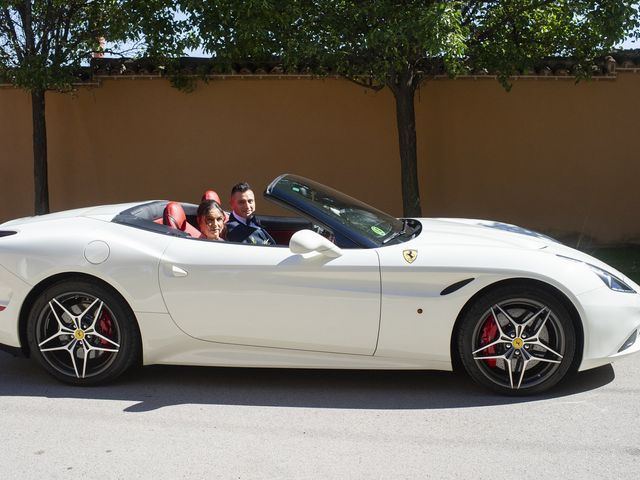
[578,286,640,371]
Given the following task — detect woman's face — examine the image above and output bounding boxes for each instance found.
[199,206,225,240]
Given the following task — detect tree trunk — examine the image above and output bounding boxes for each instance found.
[31,89,49,215]
[390,76,422,217]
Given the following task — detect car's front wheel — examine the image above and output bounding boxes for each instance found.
[27,279,140,385]
[458,284,577,395]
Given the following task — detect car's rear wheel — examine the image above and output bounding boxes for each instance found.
[458,284,576,395]
[27,279,140,385]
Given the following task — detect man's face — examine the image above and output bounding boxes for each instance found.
[230,190,255,219]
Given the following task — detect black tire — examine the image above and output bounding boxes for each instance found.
[458,284,576,395]
[27,278,140,385]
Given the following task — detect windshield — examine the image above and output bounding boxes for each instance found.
[265,174,405,247]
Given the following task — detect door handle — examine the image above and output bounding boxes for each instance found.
[171,265,188,277]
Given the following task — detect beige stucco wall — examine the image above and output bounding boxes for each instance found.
[1,72,639,244]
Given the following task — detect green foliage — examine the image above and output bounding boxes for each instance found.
[179,0,293,64]
[179,1,640,88]
[168,69,198,91]
[0,0,184,92]
[296,1,468,85]
[464,1,640,84]
[4,1,637,91]
[122,0,190,59]
[178,1,467,87]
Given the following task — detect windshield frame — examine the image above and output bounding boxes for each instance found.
[264,174,406,248]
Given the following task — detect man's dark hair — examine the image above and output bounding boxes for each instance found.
[197,199,223,219]
[231,182,252,195]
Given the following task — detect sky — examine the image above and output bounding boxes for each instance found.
[106,35,640,60]
[620,37,640,49]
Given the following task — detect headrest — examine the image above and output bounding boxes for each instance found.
[163,202,187,230]
[201,190,222,205]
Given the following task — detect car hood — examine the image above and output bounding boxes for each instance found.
[408,217,640,292]
[412,218,559,250]
[411,217,629,273]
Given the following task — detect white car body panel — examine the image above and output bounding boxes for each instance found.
[1,200,639,381]
[137,311,446,370]
[159,238,380,355]
[0,217,171,316]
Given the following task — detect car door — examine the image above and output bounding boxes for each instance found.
[158,237,381,355]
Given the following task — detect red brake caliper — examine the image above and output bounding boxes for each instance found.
[98,310,114,346]
[479,315,498,368]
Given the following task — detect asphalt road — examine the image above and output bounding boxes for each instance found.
[1,351,639,479]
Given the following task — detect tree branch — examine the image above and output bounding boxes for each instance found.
[50,5,66,59]
[341,73,386,92]
[19,0,35,55]
[53,3,79,66]
[1,7,24,61]
[35,0,55,56]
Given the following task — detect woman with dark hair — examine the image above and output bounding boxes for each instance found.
[197,199,226,241]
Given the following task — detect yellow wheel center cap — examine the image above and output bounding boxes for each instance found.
[512,337,524,349]
[73,329,85,341]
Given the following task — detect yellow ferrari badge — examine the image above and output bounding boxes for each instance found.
[403,250,418,264]
[512,337,524,349]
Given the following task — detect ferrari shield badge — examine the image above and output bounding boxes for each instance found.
[403,249,418,264]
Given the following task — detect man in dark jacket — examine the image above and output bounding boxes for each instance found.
[226,182,276,245]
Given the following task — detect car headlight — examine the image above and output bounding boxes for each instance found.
[557,254,636,293]
[588,264,636,293]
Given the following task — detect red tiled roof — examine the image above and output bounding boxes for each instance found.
[88,50,640,79]
[2,50,639,86]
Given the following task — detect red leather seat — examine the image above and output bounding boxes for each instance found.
[201,190,222,204]
[162,201,201,237]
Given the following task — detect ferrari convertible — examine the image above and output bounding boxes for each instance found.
[1,174,639,395]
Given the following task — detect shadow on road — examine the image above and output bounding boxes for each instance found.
[0,352,615,412]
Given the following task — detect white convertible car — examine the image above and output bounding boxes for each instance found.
[1,174,639,395]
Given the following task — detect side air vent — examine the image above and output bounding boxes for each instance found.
[0,231,17,238]
[440,278,474,296]
[618,330,637,353]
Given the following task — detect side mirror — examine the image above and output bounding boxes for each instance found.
[289,230,343,258]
